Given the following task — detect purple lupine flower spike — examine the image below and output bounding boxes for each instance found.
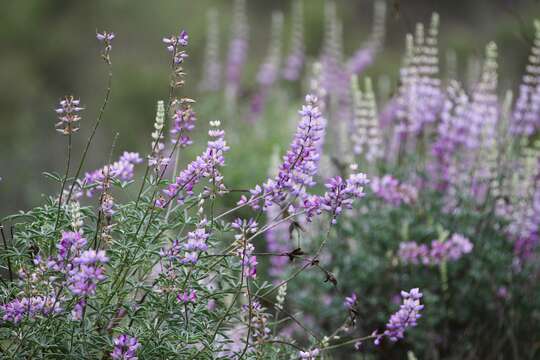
[199,9,221,92]
[240,95,326,211]
[371,175,418,206]
[163,29,189,62]
[346,0,386,75]
[225,0,249,102]
[67,250,109,296]
[374,288,424,345]
[161,121,229,206]
[55,96,83,135]
[1,295,62,324]
[511,20,540,135]
[83,152,142,197]
[249,11,284,121]
[316,173,369,224]
[283,0,304,81]
[96,30,115,63]
[398,233,473,265]
[170,98,197,147]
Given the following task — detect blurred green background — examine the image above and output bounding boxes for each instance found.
[1,0,539,217]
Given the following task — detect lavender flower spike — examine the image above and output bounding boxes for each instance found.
[68,250,109,296]
[83,151,143,197]
[240,94,326,211]
[199,8,221,92]
[1,295,63,324]
[225,0,249,102]
[161,120,229,205]
[55,96,83,135]
[96,30,115,63]
[374,288,424,345]
[318,173,369,224]
[511,20,540,136]
[283,0,305,81]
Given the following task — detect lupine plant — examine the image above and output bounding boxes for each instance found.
[0,16,423,359]
[2,1,540,359]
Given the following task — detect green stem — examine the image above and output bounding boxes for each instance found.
[53,133,72,235]
[65,66,113,206]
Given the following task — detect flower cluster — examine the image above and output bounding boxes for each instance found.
[170,98,196,147]
[148,100,168,170]
[159,239,182,265]
[399,14,443,134]
[240,95,326,211]
[225,0,249,99]
[374,288,424,344]
[320,173,369,223]
[96,30,115,46]
[111,334,140,360]
[34,232,109,318]
[256,12,283,87]
[429,81,469,191]
[249,12,284,120]
[1,295,62,324]
[67,249,109,296]
[182,227,209,265]
[163,30,188,64]
[346,0,386,75]
[163,29,189,88]
[242,301,271,345]
[83,151,143,197]
[370,175,418,206]
[48,231,88,271]
[159,225,209,270]
[350,76,383,163]
[100,193,115,217]
[399,233,473,265]
[55,96,83,135]
[177,289,197,304]
[283,0,304,81]
[199,8,221,92]
[161,121,228,206]
[511,20,540,136]
[96,30,115,63]
[320,1,345,97]
[71,299,86,321]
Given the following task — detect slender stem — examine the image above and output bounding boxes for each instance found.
[134,49,177,208]
[320,334,376,351]
[238,276,252,359]
[213,194,264,221]
[54,133,72,233]
[263,339,304,351]
[0,224,13,282]
[254,293,321,341]
[93,133,118,250]
[165,139,182,221]
[65,66,113,206]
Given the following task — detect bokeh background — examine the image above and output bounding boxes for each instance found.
[1,0,540,217]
